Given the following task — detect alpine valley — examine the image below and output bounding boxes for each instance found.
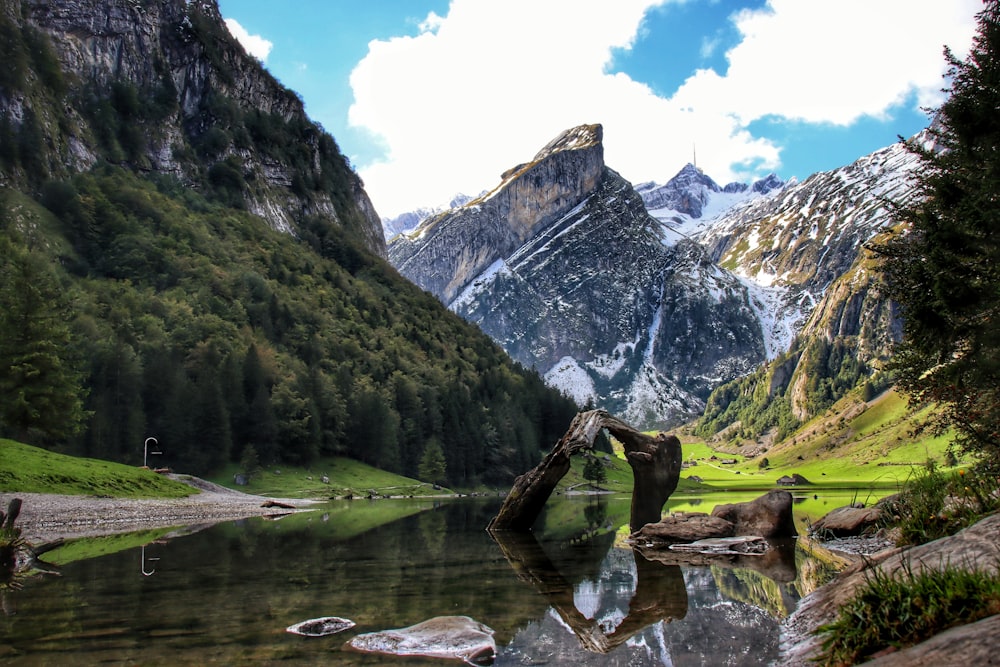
[388,123,920,432]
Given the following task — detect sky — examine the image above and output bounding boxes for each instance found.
[217,0,980,219]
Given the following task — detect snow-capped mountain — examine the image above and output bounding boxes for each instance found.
[636,164,784,242]
[389,125,769,428]
[694,137,922,422]
[381,193,475,240]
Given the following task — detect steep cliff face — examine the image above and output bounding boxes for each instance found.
[3,0,385,256]
[389,124,605,303]
[390,125,767,428]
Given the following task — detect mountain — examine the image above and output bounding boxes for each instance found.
[0,0,579,484]
[389,123,923,434]
[381,193,475,240]
[389,124,771,428]
[637,163,783,228]
[694,137,922,443]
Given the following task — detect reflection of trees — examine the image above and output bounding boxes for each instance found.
[491,530,687,654]
[583,499,607,532]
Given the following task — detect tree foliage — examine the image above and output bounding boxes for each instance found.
[877,2,1000,467]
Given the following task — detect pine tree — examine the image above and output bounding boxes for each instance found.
[0,241,89,444]
[417,438,448,486]
[879,1,1000,467]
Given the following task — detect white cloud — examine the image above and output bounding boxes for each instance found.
[224,18,273,62]
[672,0,979,126]
[348,0,978,217]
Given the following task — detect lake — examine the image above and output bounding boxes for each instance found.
[0,493,855,665]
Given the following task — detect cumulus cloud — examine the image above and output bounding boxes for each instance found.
[224,18,273,62]
[348,0,977,217]
[672,0,979,125]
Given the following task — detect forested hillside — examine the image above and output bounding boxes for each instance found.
[0,0,578,485]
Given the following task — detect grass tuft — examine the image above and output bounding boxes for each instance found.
[814,561,1000,666]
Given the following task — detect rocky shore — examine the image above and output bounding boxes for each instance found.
[0,475,319,545]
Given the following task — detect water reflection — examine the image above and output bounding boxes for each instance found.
[492,530,687,654]
[0,496,839,666]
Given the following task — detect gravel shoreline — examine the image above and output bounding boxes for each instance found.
[1,475,321,545]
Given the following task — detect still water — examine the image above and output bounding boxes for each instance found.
[0,495,843,665]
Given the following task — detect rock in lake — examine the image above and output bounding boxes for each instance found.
[711,489,797,539]
[348,615,496,665]
[631,512,735,543]
[668,535,769,556]
[809,504,883,538]
[286,616,355,637]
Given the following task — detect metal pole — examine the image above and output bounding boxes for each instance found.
[144,437,158,468]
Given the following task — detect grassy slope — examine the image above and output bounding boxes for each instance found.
[0,439,192,497]
[0,439,450,500]
[676,389,955,490]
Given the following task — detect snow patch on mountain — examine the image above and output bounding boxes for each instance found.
[544,357,597,406]
[450,259,510,311]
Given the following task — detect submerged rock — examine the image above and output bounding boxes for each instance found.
[668,535,769,555]
[349,615,496,665]
[285,616,355,637]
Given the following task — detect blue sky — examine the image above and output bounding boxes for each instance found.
[218,0,979,218]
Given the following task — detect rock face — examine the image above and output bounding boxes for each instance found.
[5,0,385,256]
[389,125,767,428]
[390,124,605,304]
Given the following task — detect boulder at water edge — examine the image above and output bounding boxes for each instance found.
[711,489,797,539]
[348,615,496,665]
[809,504,883,538]
[631,512,736,543]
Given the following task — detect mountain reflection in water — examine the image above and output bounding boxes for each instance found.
[0,495,835,665]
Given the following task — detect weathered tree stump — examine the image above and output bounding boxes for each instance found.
[487,410,682,532]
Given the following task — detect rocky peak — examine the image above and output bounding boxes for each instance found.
[390,124,607,303]
[752,173,784,194]
[389,126,768,428]
[637,163,722,218]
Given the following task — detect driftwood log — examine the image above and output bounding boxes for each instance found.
[487,410,682,532]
